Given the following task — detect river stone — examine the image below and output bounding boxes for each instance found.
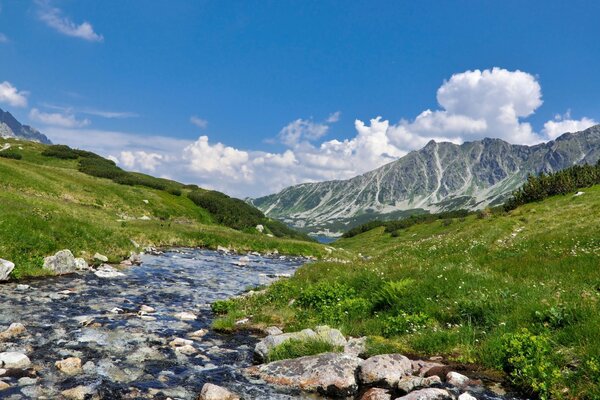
[359,354,412,388]
[264,326,283,336]
[412,360,445,377]
[396,388,453,400]
[0,352,31,369]
[315,325,347,347]
[245,352,362,397]
[55,357,82,375]
[447,371,470,388]
[458,393,477,400]
[61,385,94,400]
[344,336,367,357]
[74,258,88,271]
[198,383,240,400]
[0,322,26,341]
[93,253,108,262]
[0,258,14,281]
[361,387,392,400]
[397,376,442,394]
[94,264,125,278]
[254,328,318,361]
[0,380,9,391]
[43,249,78,275]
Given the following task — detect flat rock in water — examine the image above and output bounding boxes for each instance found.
[245,352,362,397]
[359,354,412,388]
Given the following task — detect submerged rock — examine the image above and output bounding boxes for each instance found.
[361,387,393,400]
[396,388,453,400]
[94,264,125,278]
[0,258,14,281]
[199,383,240,400]
[55,357,82,375]
[0,322,26,341]
[245,352,362,397]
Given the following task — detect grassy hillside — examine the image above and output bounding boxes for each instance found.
[216,184,600,399]
[0,138,324,279]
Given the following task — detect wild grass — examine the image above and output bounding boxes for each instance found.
[218,185,600,398]
[267,338,343,362]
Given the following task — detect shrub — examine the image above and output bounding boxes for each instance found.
[382,311,431,336]
[372,279,414,311]
[296,281,356,311]
[500,329,562,399]
[211,299,237,314]
[188,190,264,231]
[267,338,343,362]
[41,144,80,159]
[533,305,579,329]
[0,150,22,160]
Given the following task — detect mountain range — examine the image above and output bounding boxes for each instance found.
[0,107,52,144]
[250,125,600,236]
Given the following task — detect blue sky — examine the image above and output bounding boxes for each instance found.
[1,0,599,197]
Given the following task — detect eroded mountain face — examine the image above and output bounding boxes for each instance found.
[251,125,600,235]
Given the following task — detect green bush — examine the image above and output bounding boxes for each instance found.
[500,329,562,399]
[267,338,343,362]
[41,144,80,159]
[211,299,237,314]
[296,281,356,311]
[382,311,431,336]
[0,150,22,160]
[372,279,414,311]
[188,189,264,230]
[533,305,580,330]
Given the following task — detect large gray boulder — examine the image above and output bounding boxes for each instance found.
[43,250,81,275]
[359,354,413,388]
[0,259,14,281]
[245,352,362,397]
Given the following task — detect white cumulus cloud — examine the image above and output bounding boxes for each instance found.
[0,81,28,107]
[29,108,90,128]
[36,0,103,42]
[542,112,597,140]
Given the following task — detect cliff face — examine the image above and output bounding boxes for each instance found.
[0,108,52,144]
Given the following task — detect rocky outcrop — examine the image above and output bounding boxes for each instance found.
[0,258,14,281]
[0,107,52,144]
[43,250,86,275]
[245,352,363,397]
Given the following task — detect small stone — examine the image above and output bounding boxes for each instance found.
[0,258,15,281]
[142,199,149,204]
[0,352,31,369]
[74,258,88,270]
[140,305,155,313]
[140,315,157,321]
[235,318,249,325]
[458,393,477,400]
[0,381,9,391]
[175,311,196,321]
[264,326,283,336]
[93,253,109,262]
[61,385,92,400]
[344,336,367,357]
[0,322,26,341]
[188,329,208,338]
[396,388,453,400]
[175,344,197,355]
[446,371,470,388]
[361,387,392,400]
[95,265,124,278]
[55,357,82,375]
[359,354,412,388]
[397,376,442,394]
[16,284,29,291]
[198,383,240,400]
[0,368,6,376]
[18,377,36,386]
[169,337,193,347]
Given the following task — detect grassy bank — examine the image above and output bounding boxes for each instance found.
[0,139,325,279]
[215,185,600,399]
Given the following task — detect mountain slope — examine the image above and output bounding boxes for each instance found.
[0,138,322,279]
[251,125,600,235]
[0,107,52,144]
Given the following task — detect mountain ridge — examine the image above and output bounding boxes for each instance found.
[250,125,600,235]
[0,107,52,144]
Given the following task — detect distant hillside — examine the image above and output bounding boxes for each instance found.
[0,139,321,279]
[0,107,52,144]
[251,125,600,235]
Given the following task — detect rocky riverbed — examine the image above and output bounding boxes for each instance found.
[0,249,519,400]
[0,249,316,399]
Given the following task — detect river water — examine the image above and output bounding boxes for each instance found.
[0,249,317,399]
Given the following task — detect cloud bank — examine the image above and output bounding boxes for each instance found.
[44,68,597,198]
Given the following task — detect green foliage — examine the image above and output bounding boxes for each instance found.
[267,338,343,362]
[533,305,579,329]
[500,329,562,399]
[263,219,314,241]
[41,144,81,159]
[382,312,431,336]
[211,299,236,314]
[0,150,22,160]
[372,279,414,311]
[296,281,355,311]
[505,163,600,211]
